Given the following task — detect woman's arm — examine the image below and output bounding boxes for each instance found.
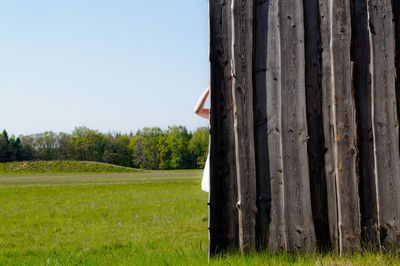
[194,87,210,119]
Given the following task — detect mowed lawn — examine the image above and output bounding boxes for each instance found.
[0,171,208,265]
[1,170,400,265]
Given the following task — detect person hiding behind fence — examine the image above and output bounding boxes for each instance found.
[194,87,210,192]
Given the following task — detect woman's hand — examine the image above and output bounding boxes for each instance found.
[194,87,210,119]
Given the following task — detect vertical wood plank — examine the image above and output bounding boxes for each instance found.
[266,0,287,252]
[330,0,361,254]
[231,0,257,253]
[319,0,339,252]
[208,0,239,256]
[304,0,330,250]
[279,0,316,253]
[351,0,379,248]
[394,0,400,152]
[368,0,400,251]
[253,0,270,250]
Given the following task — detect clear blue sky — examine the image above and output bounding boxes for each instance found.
[0,0,210,136]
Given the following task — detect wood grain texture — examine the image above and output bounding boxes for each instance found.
[351,0,379,248]
[330,0,361,254]
[253,0,270,250]
[368,0,400,251]
[208,0,239,256]
[207,0,400,255]
[266,0,287,252]
[231,0,257,253]
[319,0,339,252]
[304,0,330,250]
[394,0,400,153]
[279,0,316,253]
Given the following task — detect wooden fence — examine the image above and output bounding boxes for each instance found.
[208,0,400,256]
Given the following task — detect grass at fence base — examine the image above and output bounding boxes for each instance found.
[211,251,400,265]
[0,170,399,265]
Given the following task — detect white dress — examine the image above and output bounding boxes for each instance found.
[201,152,210,192]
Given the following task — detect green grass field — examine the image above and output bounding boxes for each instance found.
[0,166,399,265]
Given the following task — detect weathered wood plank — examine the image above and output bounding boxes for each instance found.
[330,0,361,254]
[368,0,400,251]
[319,0,339,252]
[231,0,257,253]
[208,0,239,256]
[266,0,287,252]
[253,0,270,250]
[351,0,379,248]
[279,0,316,253]
[304,0,330,250]
[394,0,400,152]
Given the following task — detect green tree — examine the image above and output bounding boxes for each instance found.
[129,127,163,169]
[57,132,74,160]
[103,133,133,167]
[19,135,35,160]
[2,125,211,170]
[159,126,192,169]
[32,131,58,160]
[188,127,209,168]
[70,126,106,162]
[0,130,11,162]
[9,136,24,161]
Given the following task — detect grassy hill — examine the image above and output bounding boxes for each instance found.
[0,160,142,175]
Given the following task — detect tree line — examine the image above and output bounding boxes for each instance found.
[0,126,209,170]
